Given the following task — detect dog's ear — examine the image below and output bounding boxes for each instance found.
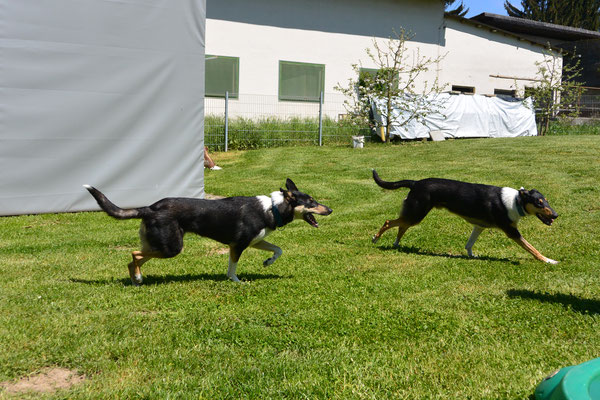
[518,188,532,202]
[280,188,294,201]
[285,178,298,192]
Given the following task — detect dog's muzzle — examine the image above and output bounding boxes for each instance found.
[536,207,558,226]
[303,205,332,228]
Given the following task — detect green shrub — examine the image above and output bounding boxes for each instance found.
[546,120,600,136]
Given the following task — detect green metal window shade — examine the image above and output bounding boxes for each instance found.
[359,68,379,80]
[279,61,325,102]
[205,55,239,98]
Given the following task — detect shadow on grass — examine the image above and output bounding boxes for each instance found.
[377,244,519,265]
[71,272,285,286]
[507,289,600,315]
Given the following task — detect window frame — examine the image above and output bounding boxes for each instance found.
[494,88,517,97]
[278,60,325,103]
[205,55,240,99]
[451,85,475,94]
[358,67,399,92]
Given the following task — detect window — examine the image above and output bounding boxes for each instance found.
[494,88,516,97]
[452,85,475,94]
[279,61,325,102]
[357,68,378,98]
[205,55,239,98]
[359,68,379,80]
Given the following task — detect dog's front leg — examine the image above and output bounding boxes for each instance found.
[512,236,558,264]
[251,240,283,266]
[465,226,484,257]
[503,226,558,264]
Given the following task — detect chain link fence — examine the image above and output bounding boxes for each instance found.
[204,92,368,151]
[579,90,600,118]
[204,92,600,150]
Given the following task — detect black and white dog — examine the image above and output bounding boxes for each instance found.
[84,179,332,284]
[371,170,559,263]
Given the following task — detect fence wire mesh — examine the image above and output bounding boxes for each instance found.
[580,92,600,118]
[205,93,367,150]
[204,92,600,150]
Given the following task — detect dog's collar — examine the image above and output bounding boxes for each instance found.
[271,201,285,228]
[515,196,526,217]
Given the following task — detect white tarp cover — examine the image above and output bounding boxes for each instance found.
[373,93,537,139]
[1,0,206,215]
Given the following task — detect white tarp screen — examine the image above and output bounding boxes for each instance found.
[373,93,537,139]
[1,0,206,215]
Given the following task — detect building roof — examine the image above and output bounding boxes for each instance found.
[444,13,553,50]
[470,13,600,42]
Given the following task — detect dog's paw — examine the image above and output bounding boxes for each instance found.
[130,274,143,286]
[371,235,379,244]
[263,258,275,267]
[546,258,559,265]
[228,274,241,283]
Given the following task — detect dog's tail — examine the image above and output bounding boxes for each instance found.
[83,185,148,219]
[372,169,415,190]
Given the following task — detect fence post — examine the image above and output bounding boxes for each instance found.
[224,91,229,152]
[318,91,323,146]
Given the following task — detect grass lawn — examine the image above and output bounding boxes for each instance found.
[1,136,599,399]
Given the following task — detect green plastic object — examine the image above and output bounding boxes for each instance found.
[535,358,600,400]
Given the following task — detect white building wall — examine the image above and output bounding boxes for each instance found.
[205,0,556,119]
[206,21,442,97]
[206,0,444,118]
[441,17,551,96]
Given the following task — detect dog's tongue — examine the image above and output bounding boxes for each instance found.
[304,213,319,228]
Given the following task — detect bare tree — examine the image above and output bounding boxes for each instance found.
[527,46,584,135]
[335,29,447,142]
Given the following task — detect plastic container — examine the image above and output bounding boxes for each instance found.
[535,358,600,400]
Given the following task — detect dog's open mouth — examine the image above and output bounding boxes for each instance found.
[536,213,556,226]
[303,213,319,228]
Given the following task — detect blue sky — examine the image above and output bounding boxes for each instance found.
[460,0,511,17]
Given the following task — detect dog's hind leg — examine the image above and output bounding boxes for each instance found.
[372,217,410,244]
[393,225,410,248]
[128,251,161,286]
[251,240,283,266]
[129,221,184,286]
[227,246,245,283]
[373,195,431,245]
[465,226,485,257]
[128,253,144,286]
[227,256,240,283]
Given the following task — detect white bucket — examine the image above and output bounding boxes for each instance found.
[352,135,365,149]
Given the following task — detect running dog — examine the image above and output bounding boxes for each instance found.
[371,170,559,263]
[84,179,332,284]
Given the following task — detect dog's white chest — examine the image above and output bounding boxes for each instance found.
[501,187,522,222]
